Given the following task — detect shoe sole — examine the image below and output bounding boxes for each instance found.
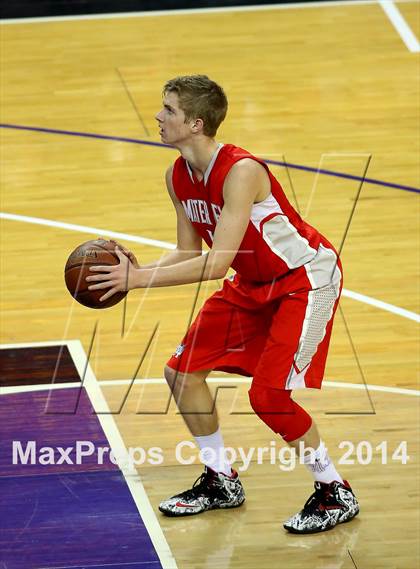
[159,498,245,517]
[283,508,359,535]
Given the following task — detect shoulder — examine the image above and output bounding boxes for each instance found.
[224,157,268,187]
[222,156,271,205]
[230,157,266,175]
[165,157,184,187]
[222,159,267,206]
[165,164,180,204]
[166,155,186,180]
[165,163,174,185]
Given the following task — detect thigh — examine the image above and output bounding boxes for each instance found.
[166,289,273,376]
[253,283,340,390]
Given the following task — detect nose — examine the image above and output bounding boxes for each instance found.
[155,109,164,123]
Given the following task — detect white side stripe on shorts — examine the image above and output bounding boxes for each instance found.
[286,246,342,389]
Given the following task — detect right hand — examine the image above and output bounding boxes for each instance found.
[99,237,140,268]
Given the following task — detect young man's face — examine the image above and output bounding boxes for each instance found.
[155,91,193,145]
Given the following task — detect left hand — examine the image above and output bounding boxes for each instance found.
[86,248,138,303]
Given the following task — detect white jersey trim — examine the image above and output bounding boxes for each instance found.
[250,193,318,269]
[185,143,224,186]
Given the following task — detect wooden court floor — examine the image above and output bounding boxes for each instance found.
[1,2,419,568]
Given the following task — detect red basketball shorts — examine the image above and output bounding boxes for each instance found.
[167,245,343,390]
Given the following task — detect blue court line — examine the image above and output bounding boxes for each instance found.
[1,122,419,194]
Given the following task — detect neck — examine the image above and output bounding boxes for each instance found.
[177,137,220,178]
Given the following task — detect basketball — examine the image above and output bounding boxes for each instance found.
[64,239,128,309]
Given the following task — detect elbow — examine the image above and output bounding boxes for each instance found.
[206,252,230,280]
[212,264,229,280]
[178,249,202,261]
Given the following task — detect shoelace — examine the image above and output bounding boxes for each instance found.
[302,485,331,514]
[180,469,216,500]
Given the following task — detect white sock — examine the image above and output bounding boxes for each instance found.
[302,441,344,484]
[194,428,232,476]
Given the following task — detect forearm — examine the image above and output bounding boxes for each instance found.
[140,249,201,270]
[134,252,224,288]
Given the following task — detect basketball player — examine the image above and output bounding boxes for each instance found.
[87,75,359,534]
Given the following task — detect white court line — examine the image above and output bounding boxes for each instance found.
[98,376,420,396]
[1,381,82,395]
[0,1,380,25]
[0,340,177,569]
[101,377,420,397]
[378,0,420,52]
[342,288,419,323]
[0,212,175,250]
[3,376,418,397]
[0,339,77,348]
[66,341,178,569]
[1,341,418,397]
[1,211,419,323]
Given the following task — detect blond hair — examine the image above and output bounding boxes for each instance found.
[163,75,228,137]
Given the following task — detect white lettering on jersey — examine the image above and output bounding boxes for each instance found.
[206,229,214,242]
[197,200,211,224]
[182,200,197,222]
[211,203,222,223]
[182,199,211,224]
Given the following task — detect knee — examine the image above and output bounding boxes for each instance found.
[163,366,202,392]
[248,383,312,442]
[248,382,292,415]
[164,365,178,391]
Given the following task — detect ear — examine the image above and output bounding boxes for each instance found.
[191,118,204,133]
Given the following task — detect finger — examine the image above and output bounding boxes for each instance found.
[86,274,112,282]
[129,253,139,268]
[89,265,114,272]
[100,288,117,302]
[115,248,127,261]
[88,281,115,291]
[110,239,130,254]
[119,248,135,263]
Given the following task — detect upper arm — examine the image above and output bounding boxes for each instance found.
[165,165,202,254]
[209,159,269,274]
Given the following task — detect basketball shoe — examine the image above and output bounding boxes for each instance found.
[159,466,245,516]
[283,480,359,534]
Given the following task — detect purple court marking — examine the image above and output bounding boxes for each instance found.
[0,389,118,476]
[1,122,419,195]
[0,389,163,569]
[1,472,161,569]
[0,123,168,149]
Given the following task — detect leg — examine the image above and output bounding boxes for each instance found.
[248,383,359,533]
[159,365,245,516]
[164,287,269,471]
[164,364,231,474]
[164,365,217,436]
[160,284,269,516]
[287,418,344,485]
[288,421,320,453]
[248,383,340,480]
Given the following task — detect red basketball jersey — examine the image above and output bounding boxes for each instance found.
[171,144,324,283]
